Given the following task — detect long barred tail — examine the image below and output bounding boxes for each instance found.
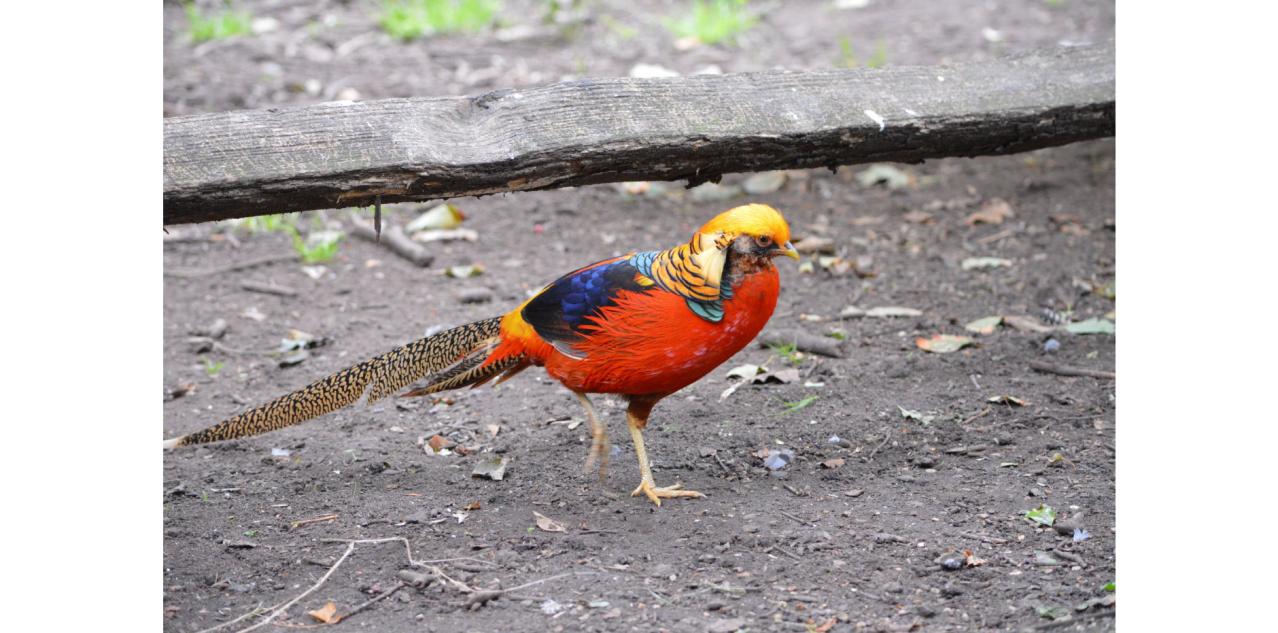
[163,317,523,448]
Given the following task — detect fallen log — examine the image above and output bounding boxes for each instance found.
[164,42,1114,226]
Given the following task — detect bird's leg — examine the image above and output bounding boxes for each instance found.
[575,392,608,482]
[626,398,705,507]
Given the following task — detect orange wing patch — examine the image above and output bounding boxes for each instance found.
[646,231,732,302]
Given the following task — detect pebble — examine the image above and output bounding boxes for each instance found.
[883,581,903,594]
[941,581,964,597]
[939,553,964,570]
[647,563,675,578]
[1043,339,1061,352]
[456,287,494,304]
[915,456,936,469]
[898,475,915,482]
[404,510,428,524]
[874,533,905,543]
[493,549,518,567]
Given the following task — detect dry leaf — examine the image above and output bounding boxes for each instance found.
[471,457,507,481]
[427,435,450,452]
[308,601,342,624]
[961,257,1014,270]
[964,198,1015,225]
[915,334,974,353]
[821,458,845,469]
[903,210,935,224]
[1003,315,1057,333]
[964,316,1004,334]
[793,236,835,254]
[964,550,988,567]
[988,395,1028,406]
[814,618,839,633]
[534,511,566,533]
[850,215,887,226]
[406,203,466,232]
[487,424,500,438]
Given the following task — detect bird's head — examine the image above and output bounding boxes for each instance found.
[697,203,799,262]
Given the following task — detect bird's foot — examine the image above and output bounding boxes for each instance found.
[630,480,705,507]
[583,429,609,482]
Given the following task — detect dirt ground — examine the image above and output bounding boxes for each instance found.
[163,2,1116,632]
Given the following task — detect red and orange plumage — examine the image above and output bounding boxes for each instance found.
[164,203,798,506]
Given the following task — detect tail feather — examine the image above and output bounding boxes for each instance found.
[164,317,508,448]
[402,354,524,397]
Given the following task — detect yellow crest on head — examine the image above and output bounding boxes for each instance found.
[697,203,791,246]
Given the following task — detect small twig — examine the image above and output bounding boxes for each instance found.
[578,529,619,535]
[713,452,734,479]
[290,515,340,529]
[646,588,674,606]
[321,537,476,593]
[1034,609,1115,630]
[228,542,356,633]
[503,572,590,593]
[344,581,403,619]
[1052,549,1087,567]
[966,407,993,424]
[190,601,272,633]
[868,433,891,461]
[1030,361,1115,380]
[977,228,1015,245]
[959,532,1007,545]
[767,545,802,562]
[778,511,812,526]
[350,217,433,267]
[782,484,808,498]
[374,195,382,243]
[165,254,297,278]
[419,557,497,566]
[241,280,299,298]
[970,374,982,390]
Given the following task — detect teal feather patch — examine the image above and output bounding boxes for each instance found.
[687,298,723,322]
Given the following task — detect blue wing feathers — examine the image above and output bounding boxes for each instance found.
[522,257,651,347]
[523,250,731,353]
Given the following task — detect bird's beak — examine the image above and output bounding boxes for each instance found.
[780,241,800,260]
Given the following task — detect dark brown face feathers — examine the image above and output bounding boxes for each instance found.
[172,317,512,447]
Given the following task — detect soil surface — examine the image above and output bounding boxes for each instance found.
[164,2,1116,632]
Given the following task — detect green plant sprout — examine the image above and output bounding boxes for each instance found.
[379,0,498,40]
[773,395,819,416]
[291,227,343,263]
[667,0,756,45]
[768,342,805,365]
[202,355,224,377]
[186,2,253,42]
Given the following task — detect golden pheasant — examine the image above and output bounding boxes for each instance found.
[164,203,798,506]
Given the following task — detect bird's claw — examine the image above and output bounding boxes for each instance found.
[630,481,705,507]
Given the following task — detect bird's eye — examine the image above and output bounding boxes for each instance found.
[755,235,773,248]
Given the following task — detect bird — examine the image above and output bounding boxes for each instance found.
[163,203,798,506]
